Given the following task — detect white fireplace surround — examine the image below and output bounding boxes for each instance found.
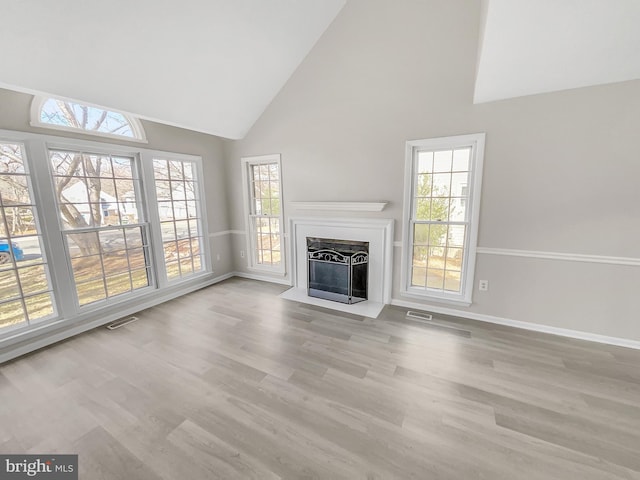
[281,216,394,317]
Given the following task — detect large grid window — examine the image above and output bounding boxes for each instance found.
[242,155,283,273]
[403,134,485,304]
[50,150,151,306]
[0,142,55,329]
[153,158,204,280]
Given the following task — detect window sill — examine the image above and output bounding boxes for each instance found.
[400,289,472,307]
[247,265,286,276]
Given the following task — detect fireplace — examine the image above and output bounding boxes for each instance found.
[307,237,369,304]
[281,217,393,318]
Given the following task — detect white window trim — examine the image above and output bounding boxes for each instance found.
[29,96,148,144]
[241,154,286,275]
[0,128,211,342]
[146,153,211,285]
[400,133,485,306]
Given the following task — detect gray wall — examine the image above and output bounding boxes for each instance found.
[0,88,233,276]
[225,0,640,341]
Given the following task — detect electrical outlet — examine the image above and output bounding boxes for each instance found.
[479,280,489,291]
[240,250,245,258]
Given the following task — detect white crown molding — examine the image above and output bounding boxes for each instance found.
[289,201,388,212]
[390,298,640,350]
[476,247,640,267]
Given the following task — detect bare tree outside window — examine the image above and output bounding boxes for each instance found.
[40,98,135,138]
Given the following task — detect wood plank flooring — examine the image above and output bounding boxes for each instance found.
[1,277,639,479]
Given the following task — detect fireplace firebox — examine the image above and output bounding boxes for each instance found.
[307,237,369,304]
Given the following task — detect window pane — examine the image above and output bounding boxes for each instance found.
[177,238,191,259]
[71,256,103,283]
[190,238,201,256]
[156,180,171,199]
[0,174,31,205]
[408,136,480,298]
[0,270,20,301]
[448,225,466,248]
[113,157,134,178]
[444,271,462,292]
[0,143,26,174]
[67,232,101,257]
[40,98,137,139]
[106,273,132,297]
[161,222,176,242]
[433,150,452,172]
[175,220,189,239]
[18,264,49,295]
[131,269,149,289]
[51,150,139,230]
[153,159,204,281]
[25,292,54,322]
[125,227,144,248]
[77,280,107,306]
[103,251,128,276]
[166,262,180,280]
[431,173,451,197]
[0,300,26,329]
[0,142,55,330]
[452,148,471,171]
[193,255,202,271]
[417,151,433,173]
[100,229,126,252]
[246,159,282,271]
[427,269,445,289]
[445,248,463,271]
[52,149,151,307]
[412,266,426,287]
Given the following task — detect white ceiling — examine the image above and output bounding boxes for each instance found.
[0,0,345,139]
[1,1,638,138]
[475,0,640,103]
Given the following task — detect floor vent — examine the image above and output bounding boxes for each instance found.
[406,311,433,321]
[106,316,139,330]
[405,311,471,337]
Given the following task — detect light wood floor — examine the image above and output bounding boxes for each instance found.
[1,278,639,479]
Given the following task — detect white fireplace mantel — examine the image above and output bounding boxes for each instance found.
[289,201,388,212]
[280,216,394,318]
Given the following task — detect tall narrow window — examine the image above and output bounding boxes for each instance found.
[152,158,204,281]
[242,154,284,273]
[402,134,485,304]
[0,142,55,330]
[49,150,152,306]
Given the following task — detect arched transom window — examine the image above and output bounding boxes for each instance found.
[31,97,146,142]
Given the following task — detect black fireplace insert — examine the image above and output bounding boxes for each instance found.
[307,237,369,304]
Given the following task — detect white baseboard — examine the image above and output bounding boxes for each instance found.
[227,274,640,350]
[233,271,292,286]
[390,298,640,350]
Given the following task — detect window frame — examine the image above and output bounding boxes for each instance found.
[241,154,285,275]
[30,96,148,143]
[0,128,211,342]
[150,156,208,284]
[401,133,485,306]
[0,140,58,332]
[47,147,155,308]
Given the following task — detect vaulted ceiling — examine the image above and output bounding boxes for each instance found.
[1,1,639,139]
[475,0,640,103]
[0,0,346,139]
